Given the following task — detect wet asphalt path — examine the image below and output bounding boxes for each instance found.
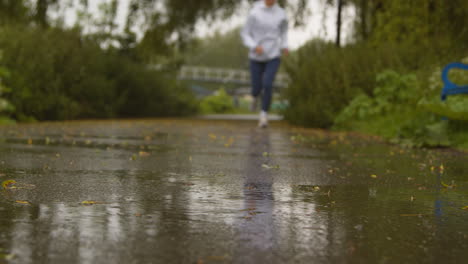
[0,119,467,264]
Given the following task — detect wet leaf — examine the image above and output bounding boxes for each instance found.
[2,180,16,189]
[400,214,425,217]
[224,137,235,147]
[370,174,378,179]
[441,181,457,189]
[15,200,31,205]
[139,151,150,157]
[0,253,15,260]
[80,200,100,205]
[240,208,256,212]
[262,164,280,170]
[462,206,468,210]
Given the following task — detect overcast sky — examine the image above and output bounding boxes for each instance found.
[64,0,355,50]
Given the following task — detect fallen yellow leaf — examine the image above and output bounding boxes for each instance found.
[371,174,378,179]
[2,180,16,189]
[139,151,150,157]
[80,201,98,205]
[441,181,457,189]
[462,206,468,210]
[15,200,30,205]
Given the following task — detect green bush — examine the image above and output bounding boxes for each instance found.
[199,88,235,114]
[419,95,468,121]
[0,50,14,123]
[283,40,428,128]
[334,70,420,126]
[0,25,197,121]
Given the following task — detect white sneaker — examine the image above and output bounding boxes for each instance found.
[258,111,268,128]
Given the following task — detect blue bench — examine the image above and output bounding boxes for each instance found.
[441,62,468,101]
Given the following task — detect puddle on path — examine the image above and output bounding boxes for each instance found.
[0,119,467,263]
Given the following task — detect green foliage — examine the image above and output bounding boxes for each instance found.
[419,96,468,121]
[0,50,14,123]
[332,66,468,148]
[0,25,196,121]
[199,88,235,114]
[335,70,420,126]
[283,39,425,128]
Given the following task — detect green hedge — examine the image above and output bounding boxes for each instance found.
[0,26,197,121]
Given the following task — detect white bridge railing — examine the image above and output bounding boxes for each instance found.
[178,66,290,88]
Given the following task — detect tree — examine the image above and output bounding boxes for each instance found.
[0,0,29,24]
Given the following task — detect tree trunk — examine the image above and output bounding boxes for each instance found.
[36,0,48,27]
[360,0,368,40]
[335,0,344,47]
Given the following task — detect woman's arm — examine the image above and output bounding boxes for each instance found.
[241,14,258,51]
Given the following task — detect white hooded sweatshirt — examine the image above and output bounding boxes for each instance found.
[241,1,289,62]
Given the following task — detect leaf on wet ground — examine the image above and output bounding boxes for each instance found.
[262,164,280,170]
[224,137,235,147]
[139,151,150,157]
[80,200,104,205]
[15,200,31,205]
[2,180,16,189]
[462,206,468,210]
[441,181,457,189]
[3,180,36,190]
[370,174,378,179]
[239,208,256,212]
[293,185,321,192]
[400,214,430,217]
[0,253,15,260]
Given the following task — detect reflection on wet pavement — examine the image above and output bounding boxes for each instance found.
[0,119,467,263]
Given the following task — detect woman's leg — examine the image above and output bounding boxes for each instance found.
[261,58,281,112]
[250,60,265,98]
